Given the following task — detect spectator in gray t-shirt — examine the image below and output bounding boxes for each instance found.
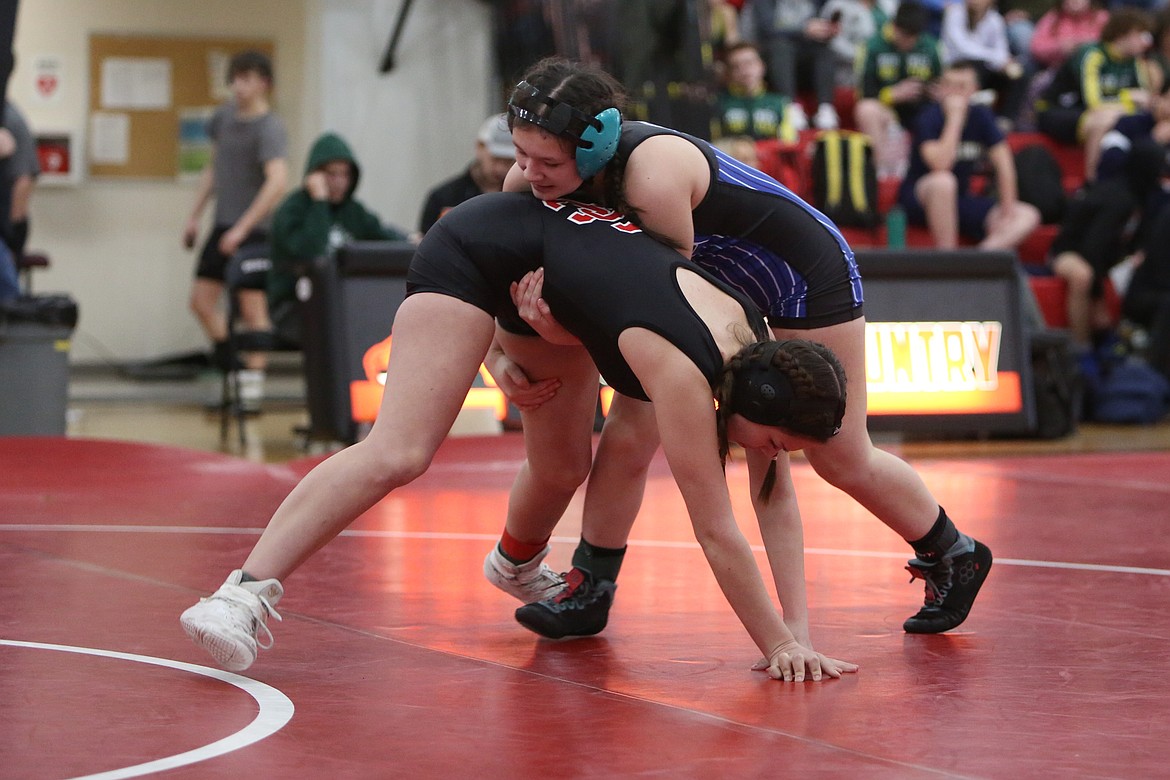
[181,50,289,406]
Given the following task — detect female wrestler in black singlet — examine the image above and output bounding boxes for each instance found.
[179,191,858,683]
[488,57,992,647]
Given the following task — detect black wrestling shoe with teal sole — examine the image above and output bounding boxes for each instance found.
[903,540,993,634]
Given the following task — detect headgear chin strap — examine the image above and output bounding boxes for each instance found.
[508,80,621,179]
[727,342,846,440]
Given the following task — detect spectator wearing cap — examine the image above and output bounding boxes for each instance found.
[417,114,517,234]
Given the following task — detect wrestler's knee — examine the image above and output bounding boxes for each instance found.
[596,411,658,470]
[528,448,592,495]
[356,439,434,492]
[804,438,872,492]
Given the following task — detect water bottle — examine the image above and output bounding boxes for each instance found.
[886,205,906,249]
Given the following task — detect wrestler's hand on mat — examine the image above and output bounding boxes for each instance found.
[511,269,581,346]
[483,347,561,411]
[748,654,861,678]
[750,618,812,670]
[762,640,859,682]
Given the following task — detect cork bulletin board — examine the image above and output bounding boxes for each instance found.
[87,34,274,178]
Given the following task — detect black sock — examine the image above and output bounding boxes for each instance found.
[909,507,960,563]
[239,571,258,583]
[571,538,626,582]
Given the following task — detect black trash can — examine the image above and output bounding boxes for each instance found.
[0,294,79,435]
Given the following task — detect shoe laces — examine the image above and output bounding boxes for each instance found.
[516,564,557,586]
[552,568,588,605]
[254,593,282,650]
[906,559,953,607]
[499,553,564,592]
[209,586,282,650]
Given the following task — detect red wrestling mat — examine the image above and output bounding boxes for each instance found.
[3,436,1170,778]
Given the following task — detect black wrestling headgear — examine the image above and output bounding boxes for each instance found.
[727,341,846,441]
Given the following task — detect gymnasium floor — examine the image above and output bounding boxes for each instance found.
[3,370,1170,779]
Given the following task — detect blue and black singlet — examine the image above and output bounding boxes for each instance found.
[406,192,768,401]
[614,121,865,329]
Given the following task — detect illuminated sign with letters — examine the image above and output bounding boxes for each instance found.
[865,320,1022,415]
[856,249,1035,434]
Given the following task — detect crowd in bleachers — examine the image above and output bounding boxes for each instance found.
[710,0,1170,381]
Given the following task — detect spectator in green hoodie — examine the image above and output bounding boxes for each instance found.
[268,132,409,324]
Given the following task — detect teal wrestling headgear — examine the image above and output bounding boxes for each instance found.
[508,80,621,179]
[727,341,846,441]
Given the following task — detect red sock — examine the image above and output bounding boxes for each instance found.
[499,529,550,564]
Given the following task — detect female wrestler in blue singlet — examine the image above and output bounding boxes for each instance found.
[486,57,992,645]
[179,190,858,683]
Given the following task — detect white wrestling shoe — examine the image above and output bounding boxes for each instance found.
[180,569,283,671]
[483,545,566,602]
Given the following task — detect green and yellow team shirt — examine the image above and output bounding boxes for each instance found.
[717,87,797,142]
[856,25,943,112]
[1037,41,1148,113]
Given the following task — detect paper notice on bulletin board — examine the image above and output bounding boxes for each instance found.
[101,57,172,110]
[90,112,130,164]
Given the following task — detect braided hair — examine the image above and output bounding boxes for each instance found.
[713,339,847,503]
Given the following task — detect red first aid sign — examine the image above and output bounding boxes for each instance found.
[36,74,58,99]
[32,56,64,103]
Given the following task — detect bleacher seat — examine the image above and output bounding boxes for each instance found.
[1018,224,1060,266]
[1028,275,1069,328]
